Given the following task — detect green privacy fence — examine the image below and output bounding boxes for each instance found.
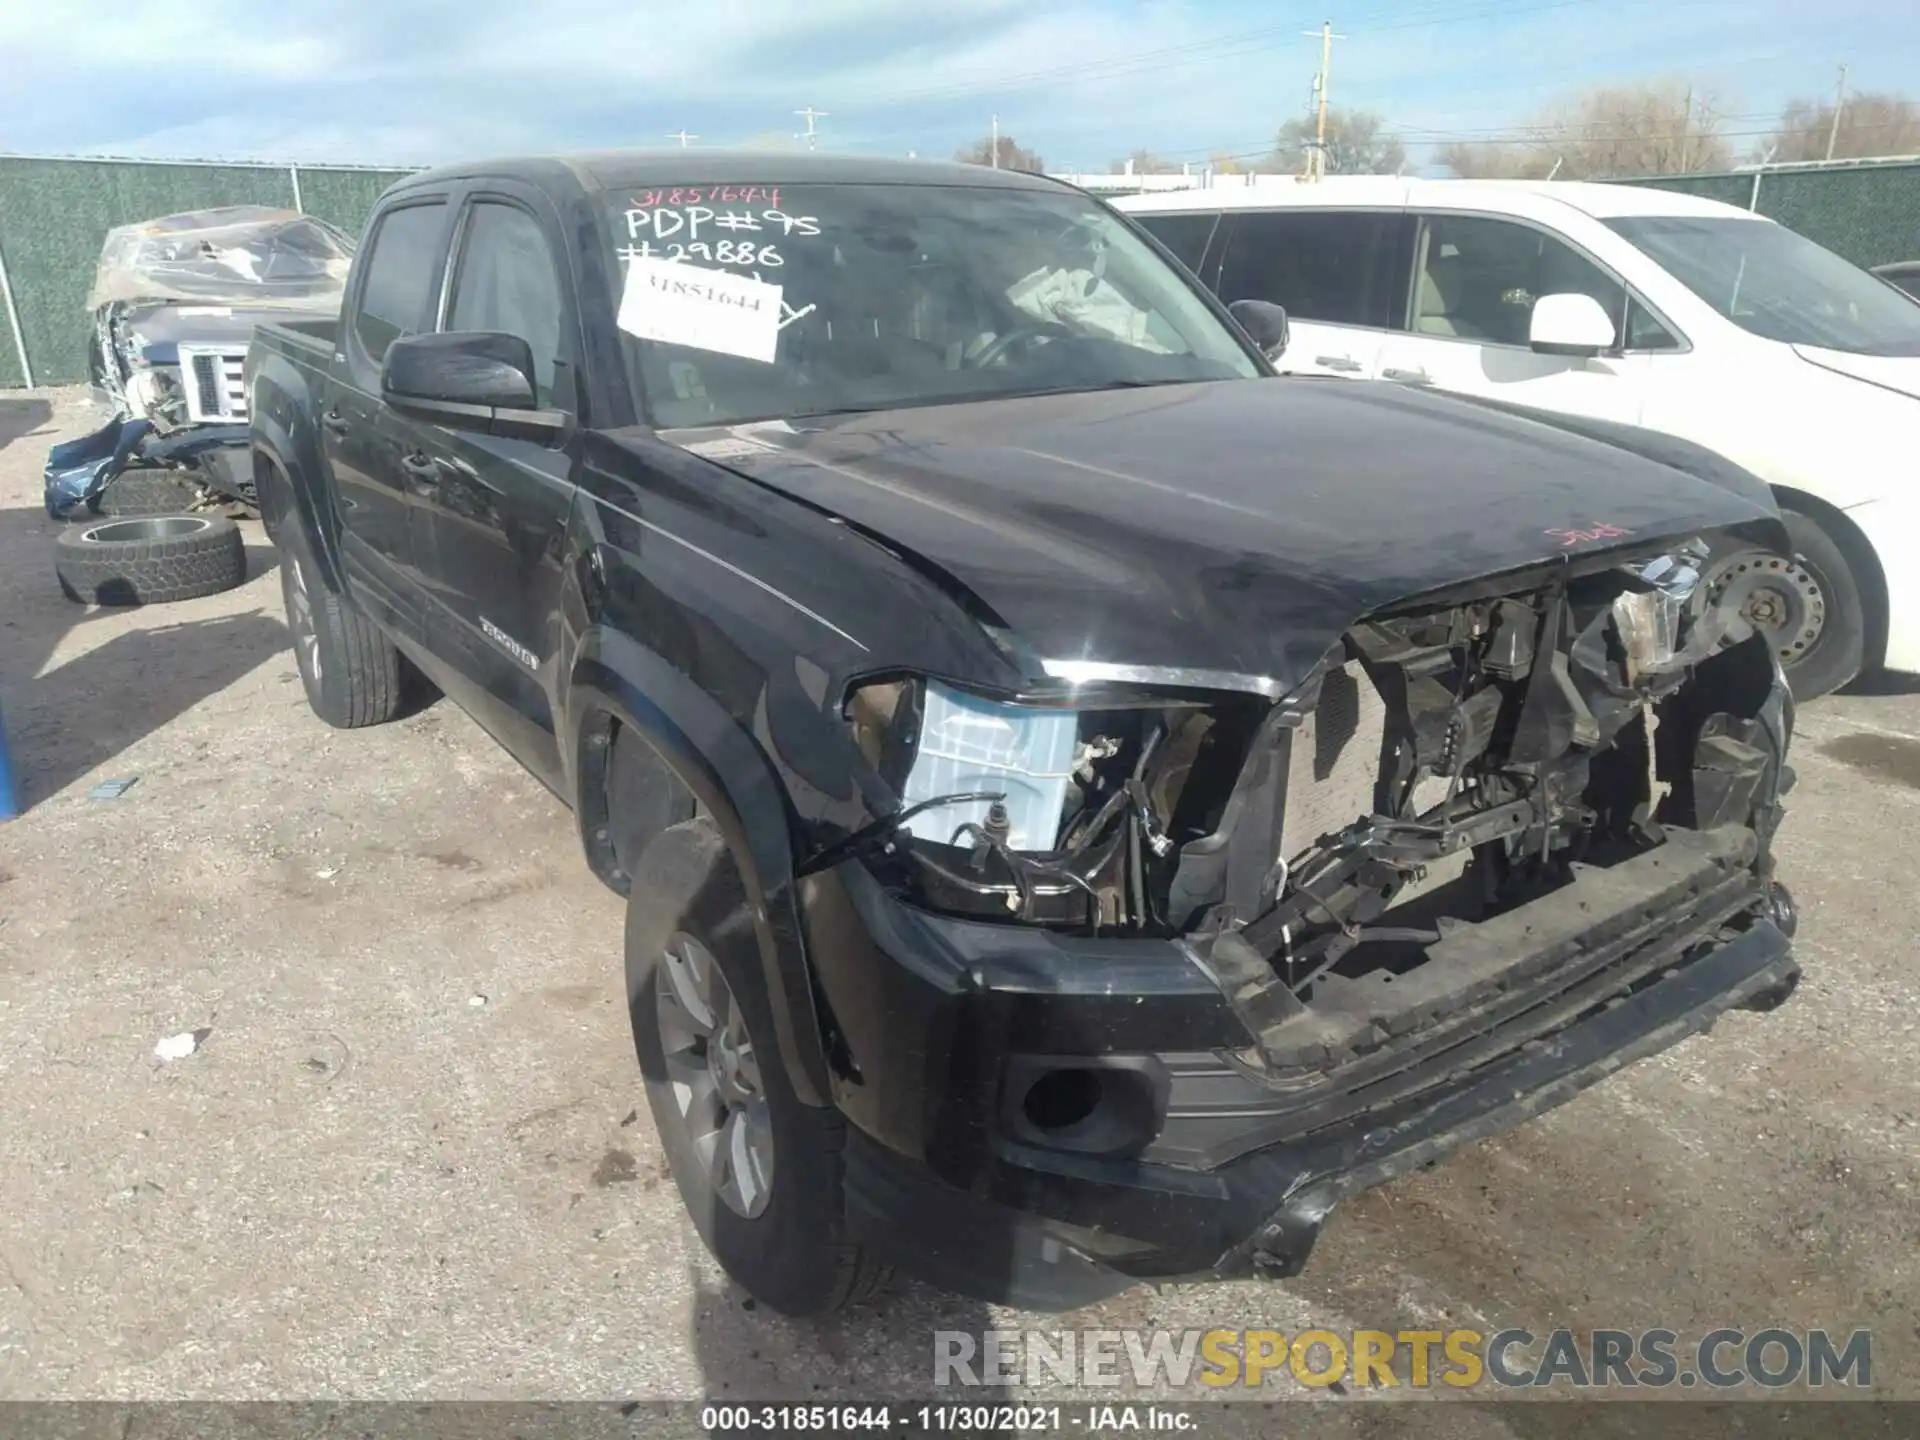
[1606,157,1920,270]
[0,155,415,389]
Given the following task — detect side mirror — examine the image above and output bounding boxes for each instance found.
[1528,293,1617,357]
[382,331,565,439]
[1228,298,1290,358]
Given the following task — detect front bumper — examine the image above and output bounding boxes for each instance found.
[1843,493,1920,674]
[804,844,1797,1311]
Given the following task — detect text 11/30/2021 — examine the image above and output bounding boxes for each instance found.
[699,1404,1202,1434]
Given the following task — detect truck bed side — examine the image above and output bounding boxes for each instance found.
[247,318,343,573]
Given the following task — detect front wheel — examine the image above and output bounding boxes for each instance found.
[627,819,890,1316]
[1704,507,1865,701]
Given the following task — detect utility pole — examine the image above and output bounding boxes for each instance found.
[1824,64,1849,162]
[991,113,1000,168]
[1678,85,1692,172]
[666,129,698,148]
[1302,20,1346,181]
[795,107,828,151]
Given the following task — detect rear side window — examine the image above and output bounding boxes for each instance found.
[447,202,565,407]
[1213,210,1404,329]
[1134,213,1218,276]
[352,202,446,364]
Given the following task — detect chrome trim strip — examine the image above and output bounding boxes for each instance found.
[1041,657,1284,699]
[592,496,868,652]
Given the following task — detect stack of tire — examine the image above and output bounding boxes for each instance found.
[54,472,247,607]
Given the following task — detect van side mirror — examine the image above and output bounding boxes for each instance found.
[1529,293,1617,357]
[382,331,566,440]
[1228,298,1290,358]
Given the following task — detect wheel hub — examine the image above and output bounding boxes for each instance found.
[655,932,775,1218]
[1704,550,1826,664]
[286,555,322,683]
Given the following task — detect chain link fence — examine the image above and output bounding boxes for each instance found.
[1607,156,1920,271]
[0,156,413,389]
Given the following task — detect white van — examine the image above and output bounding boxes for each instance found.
[1114,179,1920,699]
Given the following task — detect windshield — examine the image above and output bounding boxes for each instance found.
[1608,215,1920,357]
[603,182,1262,427]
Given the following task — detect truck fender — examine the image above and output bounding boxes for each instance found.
[249,360,348,592]
[567,625,832,1109]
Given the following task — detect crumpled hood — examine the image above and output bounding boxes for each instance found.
[665,379,1780,694]
[1792,343,1920,401]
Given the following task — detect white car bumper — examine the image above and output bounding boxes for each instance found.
[1844,494,1920,675]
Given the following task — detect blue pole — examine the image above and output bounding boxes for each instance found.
[0,699,17,820]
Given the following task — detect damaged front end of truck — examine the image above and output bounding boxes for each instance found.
[797,524,1797,1302]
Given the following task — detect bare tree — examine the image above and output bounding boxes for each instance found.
[954,134,1046,172]
[1432,141,1542,180]
[1435,79,1731,180]
[1273,107,1406,175]
[1111,149,1182,175]
[1765,92,1920,162]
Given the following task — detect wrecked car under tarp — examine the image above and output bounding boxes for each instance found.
[74,206,353,518]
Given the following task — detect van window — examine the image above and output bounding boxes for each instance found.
[1412,214,1626,348]
[1610,215,1920,356]
[1213,211,1402,329]
[447,202,565,406]
[353,203,446,364]
[1133,213,1218,276]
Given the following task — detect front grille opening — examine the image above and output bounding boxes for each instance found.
[191,354,222,416]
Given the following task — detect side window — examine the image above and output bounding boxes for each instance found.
[352,203,446,364]
[446,202,566,408]
[1626,299,1682,351]
[1134,213,1218,276]
[1213,210,1403,329]
[1411,214,1627,348]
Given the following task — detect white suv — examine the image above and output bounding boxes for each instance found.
[1115,179,1920,699]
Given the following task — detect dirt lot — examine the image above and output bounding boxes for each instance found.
[2,389,1916,1428]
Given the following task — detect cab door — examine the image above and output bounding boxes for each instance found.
[1209,206,1413,380]
[401,186,582,789]
[329,196,454,641]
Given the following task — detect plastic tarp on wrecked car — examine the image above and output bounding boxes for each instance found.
[86,205,353,311]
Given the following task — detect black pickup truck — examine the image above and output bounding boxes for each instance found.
[248,151,1801,1317]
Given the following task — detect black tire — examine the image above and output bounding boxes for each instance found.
[54,514,245,606]
[91,470,205,519]
[1779,509,1867,701]
[278,523,405,729]
[1706,510,1864,702]
[627,819,890,1317]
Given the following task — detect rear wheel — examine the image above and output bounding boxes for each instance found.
[279,524,406,728]
[1704,507,1864,701]
[627,819,890,1316]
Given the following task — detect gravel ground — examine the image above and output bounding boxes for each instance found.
[1,389,1915,1433]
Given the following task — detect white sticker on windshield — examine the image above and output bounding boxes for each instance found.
[617,256,782,364]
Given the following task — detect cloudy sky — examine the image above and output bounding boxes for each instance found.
[3,0,1915,171]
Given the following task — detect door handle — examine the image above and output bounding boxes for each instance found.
[321,409,351,436]
[1382,366,1432,385]
[1315,355,1364,373]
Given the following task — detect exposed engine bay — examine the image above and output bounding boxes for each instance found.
[832,538,1793,1073]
